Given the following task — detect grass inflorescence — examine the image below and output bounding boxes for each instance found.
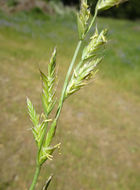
[25,0,129,189]
[0,1,140,190]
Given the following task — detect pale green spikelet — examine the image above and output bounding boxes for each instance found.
[27,97,39,127]
[77,0,90,40]
[41,48,57,116]
[39,142,61,164]
[38,119,59,164]
[32,121,46,148]
[97,0,127,11]
[45,119,57,147]
[27,98,47,148]
[82,28,107,61]
[48,47,56,80]
[65,58,101,98]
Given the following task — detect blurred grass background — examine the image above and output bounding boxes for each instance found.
[0,1,140,190]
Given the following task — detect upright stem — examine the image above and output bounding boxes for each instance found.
[87,7,98,35]
[29,165,41,190]
[55,40,82,120]
[29,120,48,190]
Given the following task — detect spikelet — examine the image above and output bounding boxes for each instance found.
[98,0,127,11]
[36,48,59,163]
[82,28,107,60]
[65,58,101,98]
[27,98,47,148]
[41,48,57,116]
[39,119,60,164]
[77,0,90,40]
[27,97,39,127]
[39,142,61,164]
[32,121,46,148]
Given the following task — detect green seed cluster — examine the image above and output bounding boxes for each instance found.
[27,98,43,148]
[41,48,56,116]
[65,58,101,98]
[82,28,107,61]
[27,48,60,165]
[77,0,90,40]
[65,28,107,98]
[98,0,126,11]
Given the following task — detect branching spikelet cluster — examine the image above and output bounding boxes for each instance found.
[65,27,107,98]
[27,48,60,165]
[98,0,127,11]
[65,58,101,98]
[39,141,61,164]
[82,28,107,60]
[77,0,90,40]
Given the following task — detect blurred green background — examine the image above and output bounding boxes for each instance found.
[0,0,140,190]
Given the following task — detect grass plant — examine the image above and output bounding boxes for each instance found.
[25,0,127,189]
[0,1,140,190]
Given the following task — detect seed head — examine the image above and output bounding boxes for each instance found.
[77,0,90,40]
[82,28,107,60]
[65,58,101,98]
[41,48,57,116]
[98,0,127,11]
[39,142,61,164]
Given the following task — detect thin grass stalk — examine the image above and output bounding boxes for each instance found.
[55,40,82,120]
[86,0,100,34]
[29,118,49,189]
[29,165,41,190]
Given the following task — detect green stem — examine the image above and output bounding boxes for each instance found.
[29,119,48,190]
[29,165,41,190]
[86,0,100,35]
[55,40,82,120]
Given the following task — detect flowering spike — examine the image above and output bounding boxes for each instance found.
[27,97,39,127]
[40,48,57,116]
[48,47,56,78]
[98,0,127,11]
[82,28,108,61]
[65,58,102,98]
[32,122,46,148]
[77,0,90,40]
[39,143,61,164]
[45,119,57,147]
